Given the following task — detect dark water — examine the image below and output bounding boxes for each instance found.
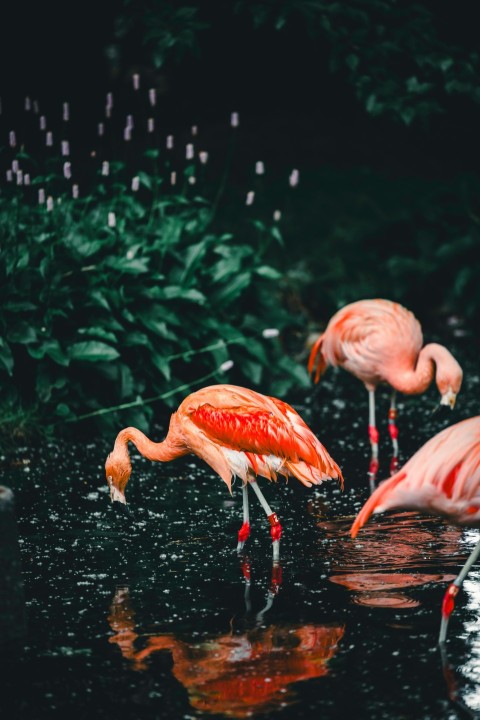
[1,334,479,719]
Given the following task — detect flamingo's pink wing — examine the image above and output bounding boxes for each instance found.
[189,401,342,483]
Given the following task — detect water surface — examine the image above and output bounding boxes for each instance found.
[1,334,479,719]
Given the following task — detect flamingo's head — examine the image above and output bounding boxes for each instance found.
[436,352,463,409]
[105,450,131,504]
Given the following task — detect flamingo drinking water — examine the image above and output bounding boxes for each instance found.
[308,299,463,471]
[105,384,343,562]
[350,416,480,643]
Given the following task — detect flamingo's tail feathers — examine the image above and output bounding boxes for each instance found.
[350,470,407,539]
[285,460,343,489]
[308,334,328,384]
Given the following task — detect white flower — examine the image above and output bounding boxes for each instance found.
[63,162,72,179]
[16,170,23,185]
[273,209,281,222]
[124,126,132,141]
[219,360,234,373]
[6,170,13,182]
[289,169,300,187]
[132,73,140,90]
[170,171,177,185]
[191,125,198,136]
[105,106,112,119]
[40,116,47,130]
[25,97,32,111]
[46,196,54,212]
[148,88,156,106]
[33,100,39,114]
[262,328,280,338]
[131,176,140,192]
[9,131,16,147]
[255,161,265,175]
[106,92,113,109]
[186,143,194,160]
[102,161,109,176]
[12,160,19,173]
[199,151,208,164]
[147,118,154,133]
[188,176,196,185]
[63,102,69,121]
[246,191,255,206]
[230,112,239,128]
[24,173,30,186]
[166,135,174,149]
[46,131,53,146]
[108,212,116,228]
[38,188,46,204]
[126,114,134,130]
[98,123,104,136]
[72,184,79,199]
[61,140,70,156]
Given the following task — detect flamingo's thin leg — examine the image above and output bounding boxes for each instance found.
[237,483,251,554]
[368,389,379,482]
[249,479,282,564]
[439,536,480,644]
[388,390,399,473]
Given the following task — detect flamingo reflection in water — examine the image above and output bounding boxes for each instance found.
[107,578,344,717]
[307,499,462,609]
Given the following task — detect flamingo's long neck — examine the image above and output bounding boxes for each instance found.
[114,423,188,463]
[385,344,440,395]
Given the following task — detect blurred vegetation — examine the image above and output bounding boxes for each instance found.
[111,0,480,125]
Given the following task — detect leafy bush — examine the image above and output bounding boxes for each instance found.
[0,153,309,436]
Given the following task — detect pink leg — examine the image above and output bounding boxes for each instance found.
[249,480,282,563]
[237,484,251,553]
[368,389,379,483]
[439,537,480,644]
[388,390,399,474]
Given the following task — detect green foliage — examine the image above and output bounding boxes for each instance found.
[235,0,480,124]
[114,0,480,125]
[280,167,480,322]
[112,0,208,69]
[0,161,306,435]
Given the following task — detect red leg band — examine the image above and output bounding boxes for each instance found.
[238,521,251,543]
[241,559,251,582]
[270,564,283,593]
[389,424,399,440]
[369,457,379,475]
[442,584,459,618]
[368,425,379,444]
[268,513,282,541]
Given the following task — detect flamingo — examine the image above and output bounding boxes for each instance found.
[308,299,463,471]
[105,384,343,562]
[350,416,480,643]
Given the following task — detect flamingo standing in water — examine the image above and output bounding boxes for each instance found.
[308,299,463,471]
[350,416,480,643]
[105,384,343,562]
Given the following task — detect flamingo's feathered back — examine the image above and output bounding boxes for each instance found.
[308,299,423,389]
[179,384,343,491]
[351,416,480,537]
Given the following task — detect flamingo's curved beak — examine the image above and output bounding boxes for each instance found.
[440,388,457,409]
[107,477,127,504]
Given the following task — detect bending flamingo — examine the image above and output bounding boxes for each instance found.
[105,384,343,562]
[350,416,480,643]
[308,299,463,469]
